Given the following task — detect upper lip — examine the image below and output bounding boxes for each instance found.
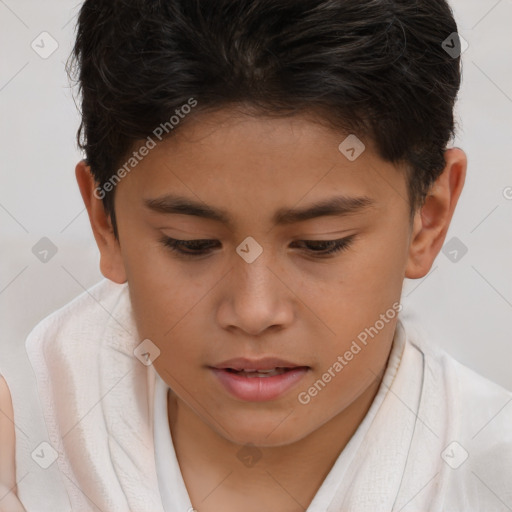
[210,357,308,371]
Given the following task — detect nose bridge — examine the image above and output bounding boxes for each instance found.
[221,243,292,334]
[233,245,279,299]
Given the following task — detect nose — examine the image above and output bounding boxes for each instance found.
[216,254,294,336]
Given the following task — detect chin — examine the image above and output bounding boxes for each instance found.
[216,417,308,448]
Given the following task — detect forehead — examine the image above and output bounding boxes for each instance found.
[117,107,409,220]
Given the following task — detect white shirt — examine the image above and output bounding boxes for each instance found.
[154,372,195,511]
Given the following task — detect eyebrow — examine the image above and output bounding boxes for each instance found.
[144,193,376,228]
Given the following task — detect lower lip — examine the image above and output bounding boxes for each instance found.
[210,367,309,402]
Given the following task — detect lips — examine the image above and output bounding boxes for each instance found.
[224,367,292,377]
[211,356,307,371]
[209,356,310,401]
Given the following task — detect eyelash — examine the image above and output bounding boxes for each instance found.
[159,235,356,258]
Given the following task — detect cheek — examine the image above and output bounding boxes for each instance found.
[295,354,381,422]
[128,276,206,394]
[296,234,406,339]
[124,247,191,340]
[123,242,214,374]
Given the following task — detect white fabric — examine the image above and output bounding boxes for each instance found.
[3,277,511,511]
[153,373,192,511]
[23,278,164,512]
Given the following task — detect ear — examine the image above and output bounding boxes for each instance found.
[405,147,467,279]
[75,160,127,283]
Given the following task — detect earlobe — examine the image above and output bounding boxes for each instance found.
[405,148,467,279]
[75,160,127,284]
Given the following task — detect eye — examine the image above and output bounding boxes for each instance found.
[290,235,356,257]
[160,235,356,258]
[160,237,221,257]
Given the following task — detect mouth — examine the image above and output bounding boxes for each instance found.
[209,358,310,401]
[220,367,307,377]
[211,356,308,372]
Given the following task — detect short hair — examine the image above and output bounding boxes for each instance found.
[68,0,462,238]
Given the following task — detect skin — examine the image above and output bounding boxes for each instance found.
[0,376,26,512]
[75,107,466,511]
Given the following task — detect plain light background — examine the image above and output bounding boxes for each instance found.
[1,0,511,391]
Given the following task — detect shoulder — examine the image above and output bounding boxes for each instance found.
[405,319,512,426]
[24,278,130,356]
[401,318,511,400]
[402,319,512,485]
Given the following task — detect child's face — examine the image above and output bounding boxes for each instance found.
[103,108,418,446]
